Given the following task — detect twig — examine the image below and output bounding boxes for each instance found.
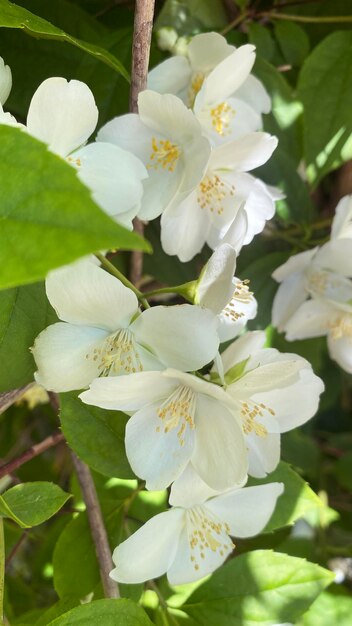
[5,531,28,569]
[0,432,65,479]
[129,0,155,287]
[71,454,119,599]
[0,384,33,416]
[258,11,352,23]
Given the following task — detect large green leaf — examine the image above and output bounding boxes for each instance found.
[0,126,149,290]
[0,0,128,79]
[0,282,56,392]
[249,462,322,532]
[182,551,334,626]
[60,393,133,479]
[0,482,70,528]
[298,31,352,184]
[300,591,352,626]
[46,599,153,625]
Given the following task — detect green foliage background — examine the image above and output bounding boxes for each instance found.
[0,0,351,624]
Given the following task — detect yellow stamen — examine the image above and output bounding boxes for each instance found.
[210,102,235,136]
[148,137,181,172]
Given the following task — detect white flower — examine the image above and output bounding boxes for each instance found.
[160,132,278,262]
[330,194,352,239]
[148,32,271,142]
[284,300,352,374]
[216,332,324,477]
[80,368,248,492]
[26,77,147,228]
[97,90,211,221]
[0,56,12,105]
[195,244,257,343]
[109,481,283,585]
[32,260,219,392]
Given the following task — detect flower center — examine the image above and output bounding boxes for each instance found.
[329,314,352,339]
[187,506,234,572]
[241,400,275,437]
[156,385,196,446]
[148,137,181,172]
[197,174,235,215]
[188,71,205,107]
[210,102,235,136]
[87,328,142,376]
[222,280,253,322]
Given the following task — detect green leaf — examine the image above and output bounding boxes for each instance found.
[0,126,150,290]
[46,599,153,625]
[274,21,310,67]
[301,591,352,626]
[248,23,275,62]
[298,31,352,184]
[0,0,128,79]
[224,357,249,385]
[60,393,133,479]
[0,282,56,392]
[336,451,352,490]
[249,462,322,532]
[182,550,334,626]
[0,482,71,528]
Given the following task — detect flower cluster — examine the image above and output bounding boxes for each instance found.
[1,34,325,586]
[272,195,352,374]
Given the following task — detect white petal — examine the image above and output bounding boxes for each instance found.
[192,394,248,490]
[315,239,352,277]
[110,508,184,583]
[327,333,352,373]
[27,78,98,157]
[228,355,304,400]
[196,244,237,314]
[162,369,236,408]
[209,132,277,172]
[71,142,147,220]
[170,463,222,508]
[131,305,219,371]
[219,330,266,375]
[148,56,191,95]
[0,56,12,105]
[160,190,210,262]
[272,248,318,282]
[331,195,352,239]
[271,273,308,332]
[197,97,261,145]
[138,90,202,145]
[195,45,256,109]
[205,483,284,536]
[125,401,196,490]
[188,33,233,73]
[253,367,324,433]
[218,277,258,343]
[33,323,108,392]
[284,300,334,340]
[79,371,178,411]
[167,507,233,585]
[0,105,20,127]
[46,260,138,331]
[246,432,281,477]
[235,74,271,114]
[208,204,248,253]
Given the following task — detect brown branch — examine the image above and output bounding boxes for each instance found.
[71,454,120,599]
[129,0,155,287]
[5,531,28,569]
[0,432,65,479]
[0,384,33,416]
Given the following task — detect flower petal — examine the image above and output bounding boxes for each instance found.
[284,300,334,340]
[0,56,12,105]
[236,74,271,114]
[125,401,196,490]
[219,330,266,374]
[205,482,284,536]
[246,432,281,477]
[131,304,219,371]
[148,56,191,95]
[196,244,237,314]
[272,273,308,332]
[209,132,277,172]
[110,508,184,584]
[71,142,147,220]
[138,90,202,145]
[160,190,210,262]
[46,259,138,331]
[170,463,221,507]
[327,333,352,373]
[192,394,248,490]
[33,323,108,392]
[315,239,352,277]
[80,371,178,411]
[188,32,233,72]
[218,277,258,343]
[331,194,352,239]
[27,77,98,157]
[272,248,318,282]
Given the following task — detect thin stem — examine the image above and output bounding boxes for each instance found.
[258,11,352,23]
[129,0,156,287]
[5,532,27,569]
[72,454,120,599]
[0,432,65,480]
[96,253,150,308]
[0,520,4,625]
[0,384,33,416]
[221,11,248,34]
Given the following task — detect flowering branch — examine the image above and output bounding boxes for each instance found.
[129,0,155,286]
[71,454,120,599]
[0,432,65,480]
